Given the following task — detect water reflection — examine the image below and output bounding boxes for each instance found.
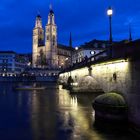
[57,88,103,140]
[0,83,138,140]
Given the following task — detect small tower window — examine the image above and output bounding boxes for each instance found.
[53,35,55,45]
[47,36,49,41]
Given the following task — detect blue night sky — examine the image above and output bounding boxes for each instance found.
[0,0,140,53]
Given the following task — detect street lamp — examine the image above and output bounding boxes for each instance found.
[107,7,113,43]
[107,7,113,58]
[75,47,79,63]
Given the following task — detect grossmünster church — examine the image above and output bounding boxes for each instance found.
[32,6,72,69]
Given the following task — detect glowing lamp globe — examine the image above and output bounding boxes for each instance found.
[107,7,113,16]
[90,51,95,55]
[75,47,78,50]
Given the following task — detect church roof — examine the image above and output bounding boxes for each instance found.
[58,44,74,51]
[81,39,111,48]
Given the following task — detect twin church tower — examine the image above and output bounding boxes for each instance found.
[32,6,58,69]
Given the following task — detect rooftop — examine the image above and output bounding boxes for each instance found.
[0,51,16,54]
[58,44,74,51]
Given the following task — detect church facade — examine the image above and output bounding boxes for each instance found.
[32,7,72,69]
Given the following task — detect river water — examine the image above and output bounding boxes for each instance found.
[0,82,138,140]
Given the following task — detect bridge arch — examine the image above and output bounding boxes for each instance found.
[77,75,104,93]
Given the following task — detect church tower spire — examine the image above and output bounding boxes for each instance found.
[32,14,44,67]
[45,4,58,69]
[69,32,72,48]
[49,4,53,11]
[129,24,132,41]
[35,14,42,28]
[69,32,73,66]
[47,4,55,25]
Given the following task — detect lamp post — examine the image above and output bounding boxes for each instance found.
[75,47,79,63]
[107,7,113,58]
[107,7,113,43]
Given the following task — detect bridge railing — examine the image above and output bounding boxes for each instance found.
[60,40,140,73]
[87,50,108,63]
[60,50,109,73]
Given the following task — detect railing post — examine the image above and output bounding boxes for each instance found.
[88,66,92,76]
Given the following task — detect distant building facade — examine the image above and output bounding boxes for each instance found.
[72,40,110,64]
[57,44,73,69]
[0,51,30,75]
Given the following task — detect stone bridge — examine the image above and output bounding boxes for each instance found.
[59,41,140,132]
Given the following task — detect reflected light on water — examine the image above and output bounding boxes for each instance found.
[58,89,103,140]
[71,96,78,108]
